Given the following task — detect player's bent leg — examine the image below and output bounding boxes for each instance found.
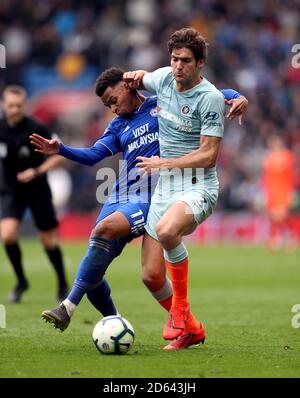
[0,218,29,302]
[86,277,118,316]
[92,211,131,240]
[42,212,130,331]
[156,201,196,250]
[42,238,117,331]
[86,204,150,317]
[156,202,201,341]
[39,228,69,302]
[141,232,173,311]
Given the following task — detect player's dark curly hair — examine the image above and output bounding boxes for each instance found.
[95,67,125,97]
[167,27,208,62]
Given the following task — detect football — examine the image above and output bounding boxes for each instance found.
[92,315,135,355]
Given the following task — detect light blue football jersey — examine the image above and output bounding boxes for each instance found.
[143,66,225,191]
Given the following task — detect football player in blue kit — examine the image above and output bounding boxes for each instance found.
[30,67,247,331]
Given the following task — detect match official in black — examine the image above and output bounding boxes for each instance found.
[0,85,68,302]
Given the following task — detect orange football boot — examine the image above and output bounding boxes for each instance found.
[163,305,190,340]
[163,322,206,350]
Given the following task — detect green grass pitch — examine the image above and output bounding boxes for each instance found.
[0,240,299,378]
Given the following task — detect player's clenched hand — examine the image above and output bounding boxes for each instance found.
[225,96,248,125]
[30,133,60,155]
[123,70,146,89]
[136,155,163,175]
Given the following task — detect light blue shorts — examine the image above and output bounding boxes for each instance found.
[145,184,218,240]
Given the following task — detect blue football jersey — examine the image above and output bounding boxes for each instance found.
[60,96,159,204]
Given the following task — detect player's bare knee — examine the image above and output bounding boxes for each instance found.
[156,224,177,246]
[0,222,19,244]
[141,269,150,287]
[93,220,118,240]
[39,230,58,249]
[141,266,164,290]
[2,234,18,245]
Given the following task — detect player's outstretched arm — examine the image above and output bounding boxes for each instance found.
[123,70,148,90]
[18,135,66,183]
[17,134,65,183]
[30,133,113,167]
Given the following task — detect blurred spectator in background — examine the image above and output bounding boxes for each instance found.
[262,134,297,250]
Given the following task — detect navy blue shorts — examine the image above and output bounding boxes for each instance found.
[90,200,150,260]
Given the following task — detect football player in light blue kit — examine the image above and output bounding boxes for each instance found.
[31,66,247,333]
[124,27,242,349]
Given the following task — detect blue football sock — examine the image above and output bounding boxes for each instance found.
[67,237,115,306]
[86,278,117,316]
